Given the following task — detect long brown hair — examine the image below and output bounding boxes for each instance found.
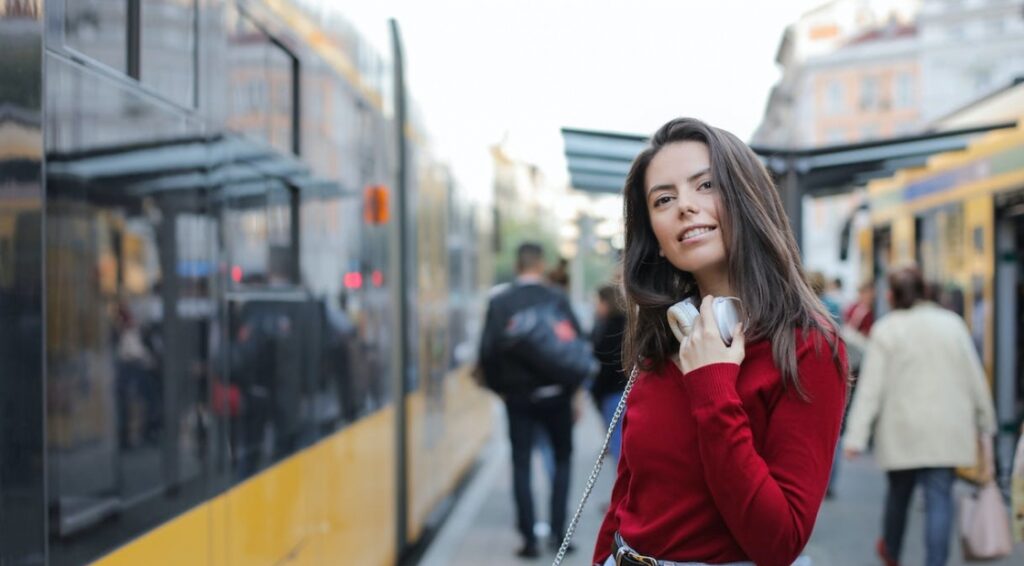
[621,118,844,397]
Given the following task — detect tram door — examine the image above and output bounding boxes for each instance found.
[872,225,893,318]
[995,194,1024,477]
[995,194,1019,476]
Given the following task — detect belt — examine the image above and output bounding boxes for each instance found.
[610,533,757,566]
[611,533,671,566]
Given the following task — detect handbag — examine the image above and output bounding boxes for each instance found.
[959,481,1013,560]
[1011,425,1024,543]
[957,434,996,486]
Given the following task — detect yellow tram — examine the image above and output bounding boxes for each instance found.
[865,119,1024,467]
[0,1,495,564]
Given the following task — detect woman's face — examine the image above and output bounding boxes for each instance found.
[644,141,727,278]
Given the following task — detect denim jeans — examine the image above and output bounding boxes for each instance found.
[506,394,573,542]
[600,391,625,460]
[882,467,955,566]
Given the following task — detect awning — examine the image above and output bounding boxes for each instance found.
[561,127,645,194]
[46,134,353,205]
[561,122,1016,241]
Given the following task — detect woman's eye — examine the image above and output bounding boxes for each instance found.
[654,195,672,207]
[698,181,714,191]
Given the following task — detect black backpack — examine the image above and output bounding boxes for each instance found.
[500,300,598,388]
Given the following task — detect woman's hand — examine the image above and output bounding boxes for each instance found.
[678,295,745,375]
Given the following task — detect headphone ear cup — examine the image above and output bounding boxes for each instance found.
[667,298,700,343]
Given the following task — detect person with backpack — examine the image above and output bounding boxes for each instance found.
[478,242,588,559]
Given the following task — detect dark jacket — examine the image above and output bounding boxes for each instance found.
[478,280,581,402]
[589,312,626,402]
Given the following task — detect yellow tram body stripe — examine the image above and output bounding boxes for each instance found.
[93,366,492,566]
[95,407,397,566]
[91,502,213,566]
[406,367,494,540]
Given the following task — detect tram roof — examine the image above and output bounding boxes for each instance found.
[561,123,1016,197]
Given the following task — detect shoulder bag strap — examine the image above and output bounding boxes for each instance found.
[552,365,640,566]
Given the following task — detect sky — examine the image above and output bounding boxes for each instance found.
[318,0,832,194]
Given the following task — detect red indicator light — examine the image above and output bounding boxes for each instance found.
[372,270,384,287]
[344,272,363,289]
[231,265,243,283]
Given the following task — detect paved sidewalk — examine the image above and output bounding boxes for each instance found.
[421,397,1023,566]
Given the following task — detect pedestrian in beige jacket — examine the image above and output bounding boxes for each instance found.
[843,266,997,566]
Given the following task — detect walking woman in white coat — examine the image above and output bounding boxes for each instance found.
[843,265,997,566]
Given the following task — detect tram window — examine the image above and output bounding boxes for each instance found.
[225,297,319,480]
[225,5,297,156]
[223,181,298,287]
[46,180,213,565]
[140,0,197,108]
[65,0,129,73]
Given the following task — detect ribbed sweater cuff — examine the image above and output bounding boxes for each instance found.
[682,363,741,407]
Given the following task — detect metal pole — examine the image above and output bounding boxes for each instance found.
[783,157,803,252]
[388,17,410,558]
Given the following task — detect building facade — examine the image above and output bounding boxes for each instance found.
[755,0,1024,149]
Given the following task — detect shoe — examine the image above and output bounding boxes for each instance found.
[516,540,540,559]
[550,534,575,554]
[875,538,899,566]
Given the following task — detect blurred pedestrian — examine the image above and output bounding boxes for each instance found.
[808,271,842,324]
[841,279,875,377]
[844,279,875,336]
[827,276,844,306]
[593,118,846,566]
[843,265,997,566]
[478,242,582,558]
[808,271,844,498]
[548,257,570,291]
[589,284,627,460]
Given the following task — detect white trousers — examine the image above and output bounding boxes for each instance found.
[602,554,811,566]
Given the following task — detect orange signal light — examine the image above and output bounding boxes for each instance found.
[363,185,390,224]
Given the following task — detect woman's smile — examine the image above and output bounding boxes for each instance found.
[678,225,717,244]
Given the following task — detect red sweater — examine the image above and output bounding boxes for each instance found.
[593,329,846,566]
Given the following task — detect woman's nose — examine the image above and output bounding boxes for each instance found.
[676,195,699,215]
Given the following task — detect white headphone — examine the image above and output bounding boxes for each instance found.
[667,296,742,347]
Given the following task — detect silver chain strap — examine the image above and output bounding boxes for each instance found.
[552,365,639,566]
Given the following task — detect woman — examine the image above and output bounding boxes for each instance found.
[843,265,996,566]
[593,118,847,566]
[590,283,628,460]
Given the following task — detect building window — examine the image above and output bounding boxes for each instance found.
[894,72,914,108]
[826,80,844,115]
[860,76,879,110]
[894,122,916,137]
[986,18,1005,36]
[825,128,847,145]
